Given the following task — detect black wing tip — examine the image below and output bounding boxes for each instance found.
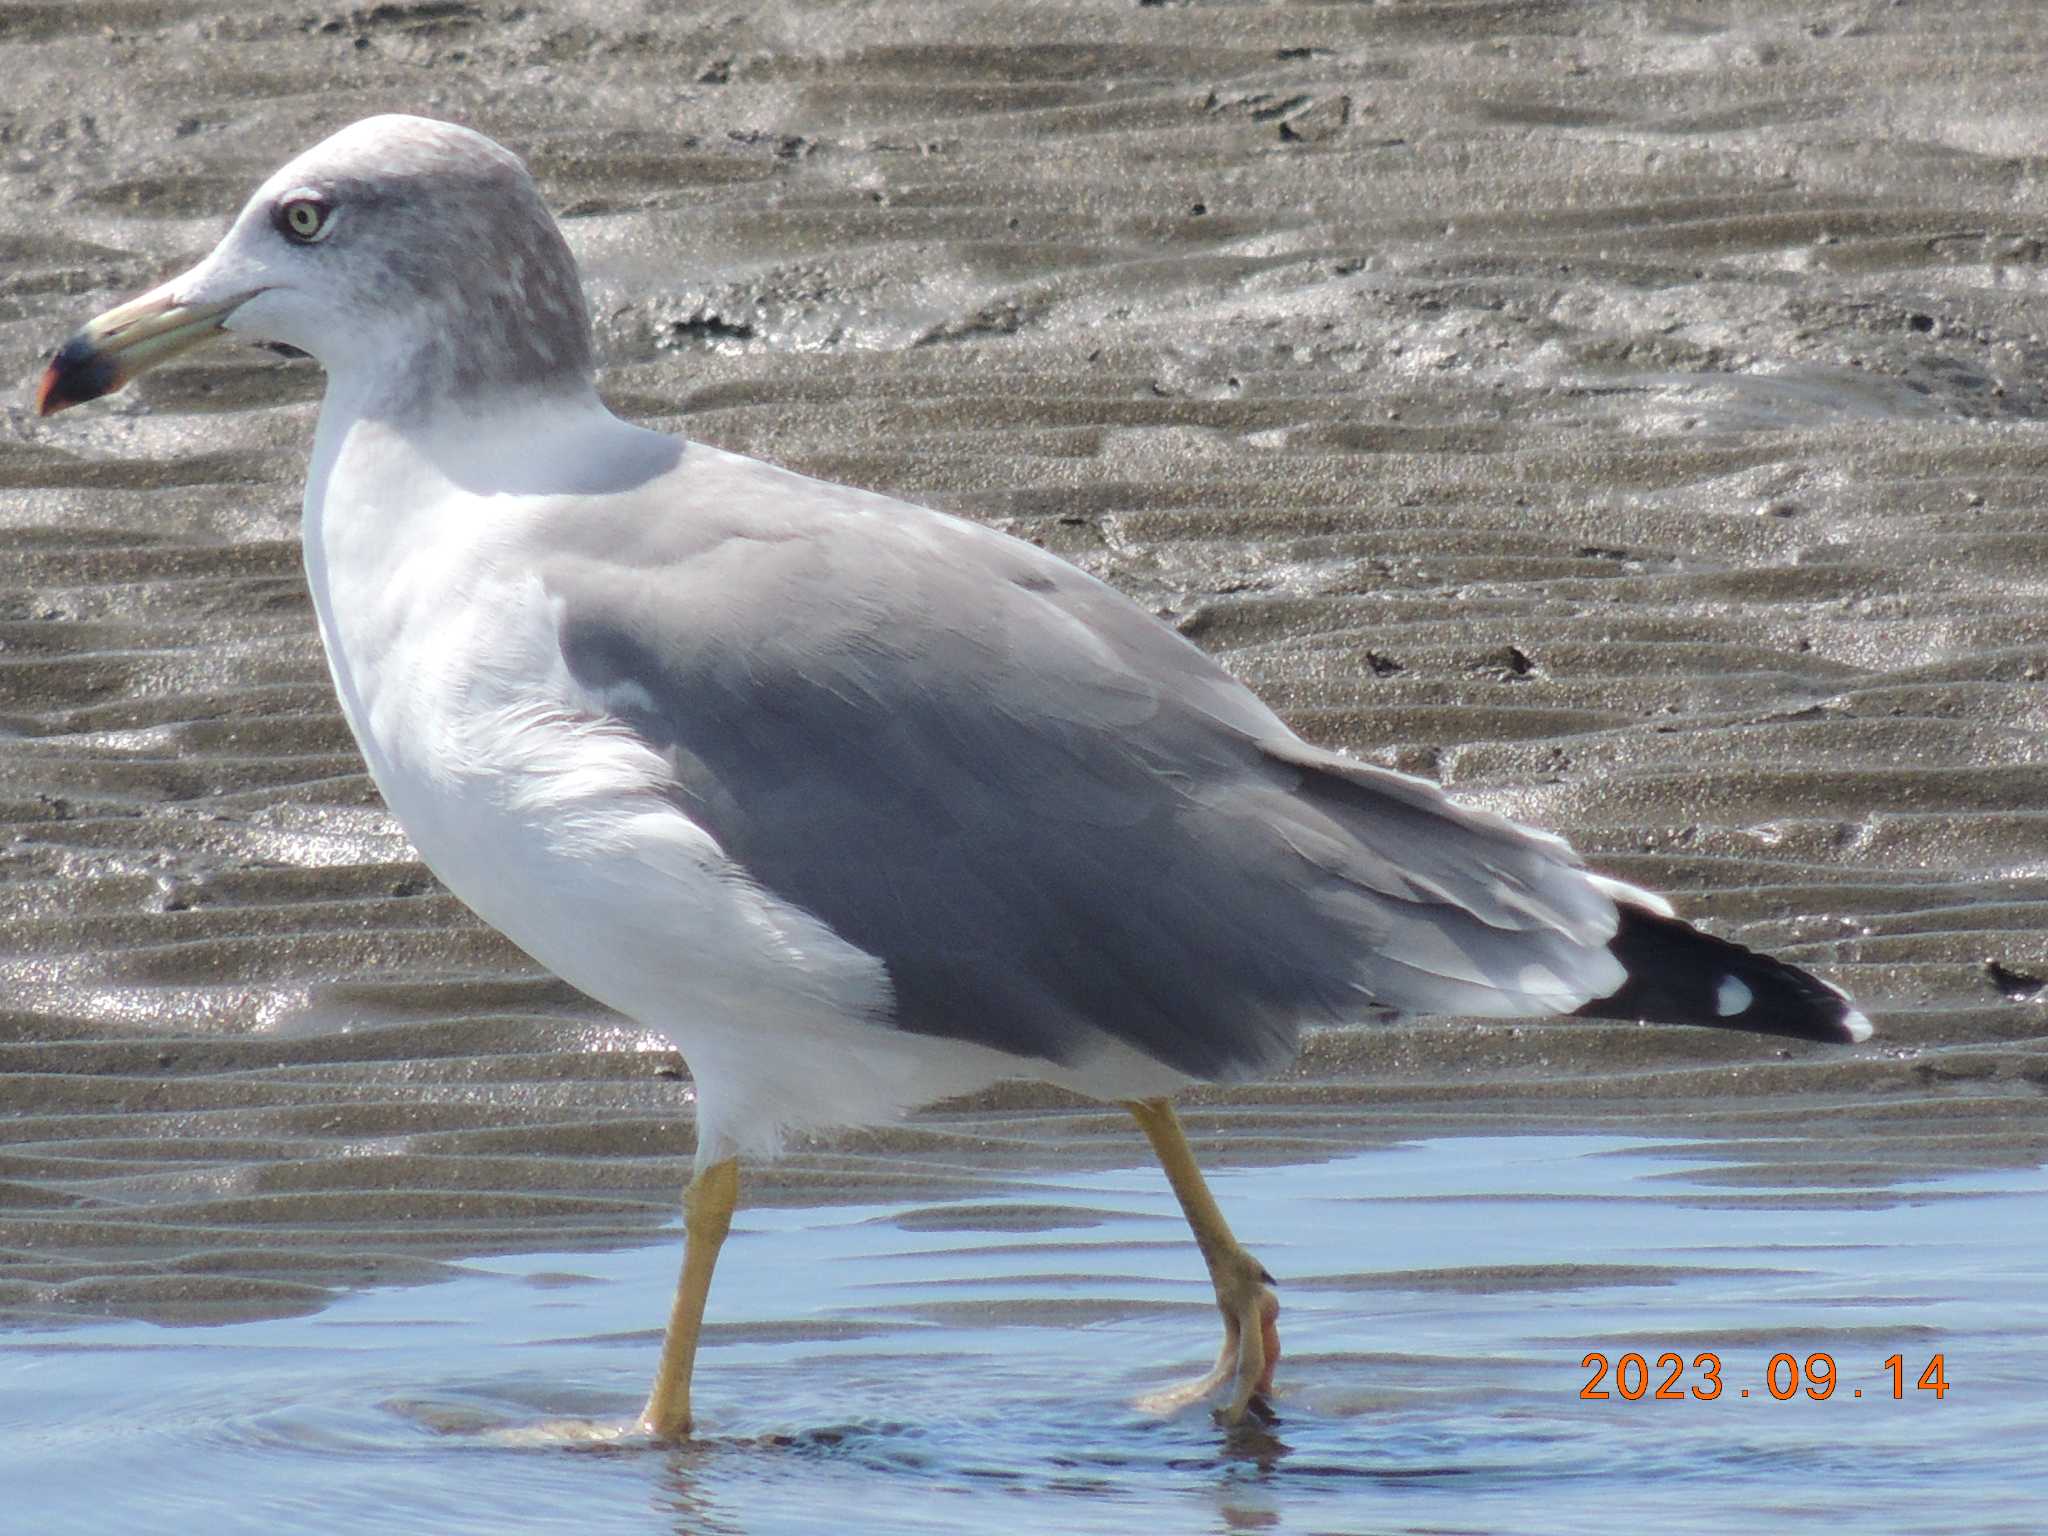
[1576,905,1874,1046]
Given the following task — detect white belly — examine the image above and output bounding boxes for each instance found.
[309,528,1055,1162]
[295,399,1189,1160]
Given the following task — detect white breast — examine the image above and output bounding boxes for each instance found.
[295,397,1058,1161]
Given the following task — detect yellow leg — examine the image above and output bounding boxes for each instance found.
[1125,1097,1281,1423]
[640,1155,739,1440]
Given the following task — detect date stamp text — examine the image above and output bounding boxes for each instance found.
[1580,1351,1951,1402]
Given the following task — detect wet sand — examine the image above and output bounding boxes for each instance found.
[1,0,2045,1335]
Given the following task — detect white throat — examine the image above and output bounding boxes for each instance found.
[296,379,656,798]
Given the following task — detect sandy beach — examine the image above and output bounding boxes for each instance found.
[1,0,2043,1336]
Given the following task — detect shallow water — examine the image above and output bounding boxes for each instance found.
[8,1134,2043,1536]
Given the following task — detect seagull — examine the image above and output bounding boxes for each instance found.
[36,115,1872,1437]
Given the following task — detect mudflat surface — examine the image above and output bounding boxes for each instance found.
[0,0,2044,1343]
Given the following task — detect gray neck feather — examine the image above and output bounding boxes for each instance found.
[326,157,596,422]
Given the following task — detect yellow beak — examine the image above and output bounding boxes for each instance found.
[36,287,242,416]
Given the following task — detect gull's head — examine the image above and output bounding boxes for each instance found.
[36,115,593,419]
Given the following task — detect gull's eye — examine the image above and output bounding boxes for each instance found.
[275,196,335,244]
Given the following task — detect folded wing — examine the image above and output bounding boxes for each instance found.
[536,446,1651,1082]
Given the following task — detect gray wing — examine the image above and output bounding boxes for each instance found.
[543,445,1623,1082]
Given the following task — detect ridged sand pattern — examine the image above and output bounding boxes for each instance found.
[1,0,2043,1329]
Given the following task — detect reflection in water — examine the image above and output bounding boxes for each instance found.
[652,1443,744,1536]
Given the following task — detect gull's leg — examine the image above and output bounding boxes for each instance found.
[1125,1097,1281,1423]
[640,1154,740,1440]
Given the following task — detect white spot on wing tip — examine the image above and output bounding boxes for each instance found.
[1842,1008,1875,1043]
[1714,974,1753,1017]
